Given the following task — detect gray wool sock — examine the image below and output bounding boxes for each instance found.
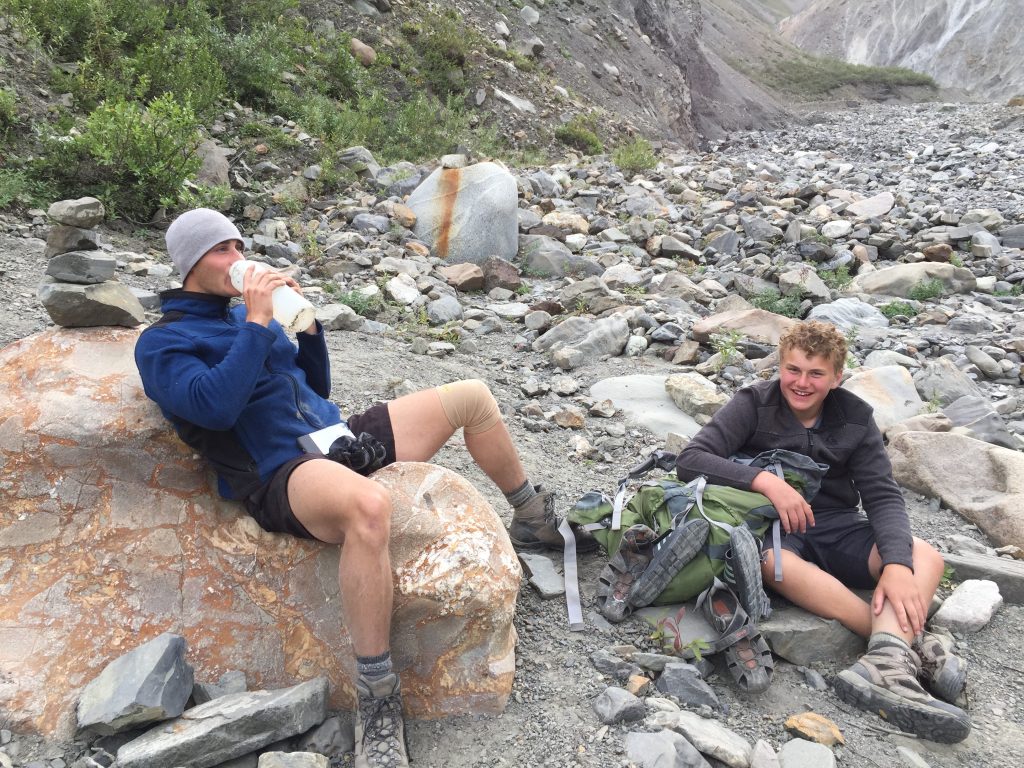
[357,651,393,681]
[505,480,536,510]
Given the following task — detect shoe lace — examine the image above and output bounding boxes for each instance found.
[359,691,404,765]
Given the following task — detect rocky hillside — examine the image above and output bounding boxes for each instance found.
[779,0,1024,101]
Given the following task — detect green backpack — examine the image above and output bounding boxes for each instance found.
[566,451,782,605]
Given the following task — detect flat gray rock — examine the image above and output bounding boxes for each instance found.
[777,737,836,767]
[77,632,193,736]
[759,604,863,665]
[590,375,701,440]
[518,552,565,599]
[625,730,711,768]
[931,579,1002,633]
[592,686,645,725]
[116,678,329,768]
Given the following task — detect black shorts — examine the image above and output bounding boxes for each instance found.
[764,509,877,589]
[242,403,396,540]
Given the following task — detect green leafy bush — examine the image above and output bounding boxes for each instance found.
[0,168,53,210]
[0,88,19,131]
[819,264,852,290]
[613,137,657,176]
[37,94,201,220]
[554,114,603,154]
[908,278,944,301]
[407,11,470,95]
[879,301,916,318]
[751,289,803,318]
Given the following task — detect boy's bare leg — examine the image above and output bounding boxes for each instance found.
[866,537,945,642]
[762,537,945,640]
[761,549,873,636]
[287,459,394,656]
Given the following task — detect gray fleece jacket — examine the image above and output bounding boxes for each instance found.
[675,379,914,572]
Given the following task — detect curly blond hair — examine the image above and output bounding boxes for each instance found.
[778,320,847,374]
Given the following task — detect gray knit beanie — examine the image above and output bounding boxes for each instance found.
[165,208,243,279]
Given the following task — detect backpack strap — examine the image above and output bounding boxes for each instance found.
[558,517,586,631]
[611,450,678,531]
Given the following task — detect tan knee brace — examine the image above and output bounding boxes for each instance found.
[435,379,501,435]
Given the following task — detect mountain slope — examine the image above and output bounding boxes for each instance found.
[779,0,1024,101]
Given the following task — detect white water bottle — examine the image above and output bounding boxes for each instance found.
[229,260,316,333]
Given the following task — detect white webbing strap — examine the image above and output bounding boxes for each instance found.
[559,517,585,631]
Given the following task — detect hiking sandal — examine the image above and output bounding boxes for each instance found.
[701,583,774,694]
[596,524,656,623]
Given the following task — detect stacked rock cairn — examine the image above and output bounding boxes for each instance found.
[37,197,146,328]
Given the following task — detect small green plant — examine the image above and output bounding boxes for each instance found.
[622,284,648,297]
[710,329,744,368]
[573,296,589,314]
[908,278,944,301]
[613,137,657,176]
[275,192,304,215]
[879,300,916,319]
[514,283,532,296]
[819,264,852,291]
[0,88,19,134]
[337,289,384,317]
[554,113,603,155]
[178,183,233,212]
[750,289,803,318]
[923,393,943,414]
[652,607,711,660]
[949,253,964,267]
[939,564,956,590]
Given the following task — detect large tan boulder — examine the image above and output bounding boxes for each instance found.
[0,328,520,740]
[887,431,1024,550]
[690,308,798,345]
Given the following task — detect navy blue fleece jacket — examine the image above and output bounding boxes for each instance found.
[134,290,341,499]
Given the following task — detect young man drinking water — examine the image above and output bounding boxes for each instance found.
[676,320,970,743]
[134,208,594,767]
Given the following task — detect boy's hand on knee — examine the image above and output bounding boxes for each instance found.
[873,563,926,635]
[752,471,814,534]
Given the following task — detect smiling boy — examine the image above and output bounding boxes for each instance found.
[676,321,970,743]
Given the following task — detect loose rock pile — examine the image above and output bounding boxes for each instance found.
[36,198,146,328]
[2,101,1024,767]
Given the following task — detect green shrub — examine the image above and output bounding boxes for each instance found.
[37,94,201,220]
[908,278,944,301]
[0,88,19,132]
[879,301,916,318]
[0,168,53,209]
[819,264,852,291]
[408,11,471,95]
[751,289,803,318]
[761,54,937,95]
[337,289,385,317]
[554,114,603,154]
[613,137,657,176]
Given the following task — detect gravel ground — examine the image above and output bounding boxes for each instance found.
[3,101,1024,767]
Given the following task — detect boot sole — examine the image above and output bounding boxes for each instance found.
[834,669,971,743]
[627,518,709,609]
[725,526,770,620]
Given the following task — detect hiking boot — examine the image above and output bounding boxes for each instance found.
[355,673,409,768]
[508,485,598,553]
[914,629,968,704]
[723,526,771,621]
[834,637,971,743]
[626,517,710,610]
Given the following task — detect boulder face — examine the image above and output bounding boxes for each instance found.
[887,431,1024,551]
[0,328,521,740]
